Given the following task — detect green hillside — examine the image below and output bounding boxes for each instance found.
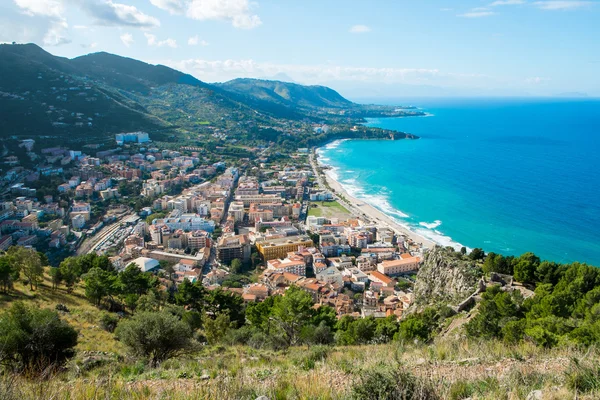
[216,78,355,109]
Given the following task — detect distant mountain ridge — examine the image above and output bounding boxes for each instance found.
[0,43,364,141]
[216,78,355,109]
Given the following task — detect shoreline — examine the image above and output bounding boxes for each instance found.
[312,143,436,251]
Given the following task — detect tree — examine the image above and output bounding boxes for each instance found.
[468,248,485,261]
[513,252,541,284]
[82,267,117,306]
[118,264,156,296]
[230,258,243,274]
[175,278,206,311]
[0,302,78,372]
[271,286,314,346]
[115,311,192,366]
[205,288,245,328]
[58,257,82,293]
[0,256,18,292]
[203,312,232,344]
[7,246,43,290]
[49,267,62,290]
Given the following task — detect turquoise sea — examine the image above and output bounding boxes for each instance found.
[317,98,600,266]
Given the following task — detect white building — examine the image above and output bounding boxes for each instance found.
[131,257,160,272]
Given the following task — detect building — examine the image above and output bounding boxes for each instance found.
[186,230,210,250]
[267,256,306,276]
[71,214,86,229]
[115,131,150,145]
[316,266,344,287]
[368,271,395,288]
[217,234,251,264]
[0,235,12,251]
[154,214,215,232]
[131,257,160,272]
[377,254,421,276]
[255,235,314,260]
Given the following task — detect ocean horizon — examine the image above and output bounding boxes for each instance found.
[318,97,600,266]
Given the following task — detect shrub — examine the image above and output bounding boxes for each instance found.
[351,365,439,400]
[115,311,192,366]
[448,381,473,400]
[293,345,330,371]
[566,359,600,394]
[55,303,70,313]
[99,312,119,333]
[0,302,78,373]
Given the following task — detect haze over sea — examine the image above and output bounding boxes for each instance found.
[318,98,600,266]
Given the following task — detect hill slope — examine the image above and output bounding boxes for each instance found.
[216,78,354,109]
[0,44,385,143]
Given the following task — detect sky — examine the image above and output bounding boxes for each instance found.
[1,0,599,98]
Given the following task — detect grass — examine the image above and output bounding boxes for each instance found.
[3,277,600,399]
[2,336,600,399]
[0,268,125,354]
[307,200,350,219]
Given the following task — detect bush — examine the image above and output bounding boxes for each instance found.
[448,381,473,400]
[351,365,439,400]
[566,359,600,394]
[0,302,78,373]
[115,311,192,366]
[99,312,119,333]
[293,345,330,371]
[55,303,70,313]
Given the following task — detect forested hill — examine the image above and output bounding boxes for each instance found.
[215,78,355,109]
[0,43,404,143]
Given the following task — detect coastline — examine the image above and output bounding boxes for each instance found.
[312,143,435,250]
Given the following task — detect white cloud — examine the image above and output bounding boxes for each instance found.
[186,0,262,29]
[151,58,495,89]
[120,32,134,47]
[349,24,371,33]
[490,0,525,5]
[533,1,593,10]
[149,0,186,14]
[458,10,496,17]
[145,32,177,48]
[188,35,208,46]
[13,0,64,18]
[43,19,70,46]
[80,1,160,28]
[14,0,70,46]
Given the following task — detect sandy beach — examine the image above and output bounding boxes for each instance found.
[311,150,435,250]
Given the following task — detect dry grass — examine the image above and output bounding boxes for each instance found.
[3,275,600,399]
[2,341,599,399]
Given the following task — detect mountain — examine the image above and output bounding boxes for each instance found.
[216,78,354,109]
[0,44,416,145]
[0,44,357,143]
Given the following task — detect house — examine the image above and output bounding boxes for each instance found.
[316,266,344,287]
[368,271,395,288]
[377,254,421,276]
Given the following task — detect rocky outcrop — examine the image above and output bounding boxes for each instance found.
[413,246,482,308]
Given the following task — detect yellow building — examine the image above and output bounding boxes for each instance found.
[256,235,314,260]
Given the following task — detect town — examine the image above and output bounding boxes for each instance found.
[0,130,427,320]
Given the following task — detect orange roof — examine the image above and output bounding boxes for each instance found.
[381,257,420,267]
[369,271,393,284]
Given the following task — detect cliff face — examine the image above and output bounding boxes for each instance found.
[413,246,482,308]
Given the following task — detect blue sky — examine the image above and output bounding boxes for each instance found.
[2,0,599,97]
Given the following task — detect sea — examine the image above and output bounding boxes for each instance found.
[317,97,600,266]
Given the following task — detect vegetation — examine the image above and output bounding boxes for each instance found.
[1,245,600,397]
[0,302,77,373]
